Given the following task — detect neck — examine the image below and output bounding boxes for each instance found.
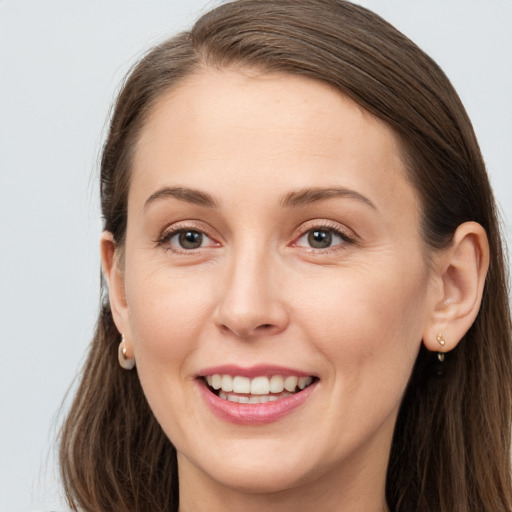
[177,450,390,512]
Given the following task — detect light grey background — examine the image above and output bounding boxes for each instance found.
[1,1,510,510]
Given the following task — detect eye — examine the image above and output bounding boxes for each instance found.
[159,227,218,252]
[174,230,205,249]
[307,229,335,249]
[294,226,353,250]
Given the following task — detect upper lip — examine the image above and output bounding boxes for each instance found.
[198,364,317,379]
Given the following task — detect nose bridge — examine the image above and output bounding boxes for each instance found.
[214,238,288,338]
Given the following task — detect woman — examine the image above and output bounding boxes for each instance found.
[59,0,512,510]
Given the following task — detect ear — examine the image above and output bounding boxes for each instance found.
[423,222,489,353]
[100,231,133,357]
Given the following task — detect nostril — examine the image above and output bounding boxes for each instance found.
[216,322,278,337]
[218,324,231,334]
[255,324,277,333]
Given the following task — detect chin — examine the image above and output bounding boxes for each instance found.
[208,461,311,495]
[178,439,320,495]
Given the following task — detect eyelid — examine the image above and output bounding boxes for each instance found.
[156,221,220,253]
[291,220,357,249]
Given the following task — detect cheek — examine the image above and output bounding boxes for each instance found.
[123,264,216,444]
[295,263,428,385]
[125,263,215,371]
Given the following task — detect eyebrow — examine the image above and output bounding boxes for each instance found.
[281,187,377,210]
[143,185,376,211]
[144,186,217,210]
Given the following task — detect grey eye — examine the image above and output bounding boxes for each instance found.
[307,229,333,248]
[177,230,203,249]
[295,226,351,251]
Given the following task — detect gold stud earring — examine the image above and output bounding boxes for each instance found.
[118,335,135,370]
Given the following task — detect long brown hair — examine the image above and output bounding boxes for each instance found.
[59,1,512,510]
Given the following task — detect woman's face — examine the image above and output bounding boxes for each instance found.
[114,70,439,497]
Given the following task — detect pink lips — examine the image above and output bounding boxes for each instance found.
[196,364,318,425]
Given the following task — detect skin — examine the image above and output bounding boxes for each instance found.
[102,69,489,511]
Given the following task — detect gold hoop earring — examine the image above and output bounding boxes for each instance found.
[118,336,135,370]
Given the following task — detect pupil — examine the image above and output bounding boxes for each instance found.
[179,230,202,249]
[308,230,332,249]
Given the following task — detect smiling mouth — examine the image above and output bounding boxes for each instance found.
[203,374,317,404]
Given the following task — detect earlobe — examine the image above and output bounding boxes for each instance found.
[423,222,489,354]
[100,231,130,337]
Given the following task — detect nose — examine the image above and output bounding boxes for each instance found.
[213,248,289,339]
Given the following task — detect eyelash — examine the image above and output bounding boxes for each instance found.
[156,222,219,255]
[293,221,356,253]
[156,221,356,254]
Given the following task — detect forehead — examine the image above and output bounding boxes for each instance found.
[130,68,419,223]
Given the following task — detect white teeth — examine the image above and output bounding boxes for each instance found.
[298,376,313,390]
[206,373,315,399]
[211,374,222,390]
[221,374,233,392]
[250,376,270,395]
[217,391,293,403]
[232,376,251,393]
[269,375,284,393]
[284,376,298,392]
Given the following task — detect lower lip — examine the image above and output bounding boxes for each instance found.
[197,380,318,425]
